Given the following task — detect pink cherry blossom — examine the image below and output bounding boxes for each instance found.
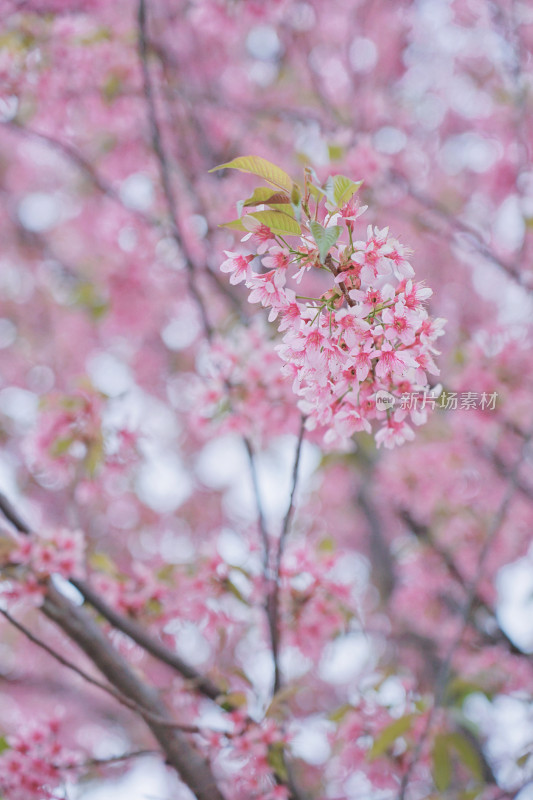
[220,251,255,285]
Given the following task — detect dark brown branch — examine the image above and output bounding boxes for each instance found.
[243,438,271,575]
[0,606,123,700]
[398,425,533,800]
[42,582,227,800]
[62,749,158,771]
[399,510,528,657]
[137,0,213,339]
[0,493,226,704]
[358,484,396,602]
[278,417,307,564]
[388,170,529,290]
[0,492,31,534]
[2,121,241,312]
[475,438,533,505]
[1,605,208,732]
[70,578,223,702]
[268,416,306,694]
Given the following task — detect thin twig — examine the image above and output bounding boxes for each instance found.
[2,120,241,311]
[243,438,270,575]
[397,424,533,800]
[0,605,206,732]
[71,578,224,702]
[399,509,529,657]
[42,582,227,800]
[0,606,122,698]
[0,492,226,704]
[277,416,307,565]
[137,0,213,339]
[388,170,530,290]
[62,749,158,771]
[474,438,533,506]
[0,492,31,534]
[268,416,306,694]
[358,484,396,602]
[2,122,154,223]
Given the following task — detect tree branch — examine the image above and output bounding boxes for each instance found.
[42,582,227,800]
[358,483,396,603]
[1,604,213,732]
[0,491,31,534]
[0,494,226,704]
[399,509,529,658]
[388,169,530,291]
[137,0,213,338]
[397,424,533,800]
[70,578,224,702]
[243,438,271,576]
[268,416,306,694]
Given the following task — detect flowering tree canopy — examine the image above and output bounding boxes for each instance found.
[0,1,533,800]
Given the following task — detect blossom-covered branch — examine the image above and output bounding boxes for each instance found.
[215,157,445,450]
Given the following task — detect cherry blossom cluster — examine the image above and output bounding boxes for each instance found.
[88,549,254,655]
[12,526,86,581]
[193,320,301,446]
[24,388,105,487]
[211,717,291,800]
[0,719,81,800]
[1,527,86,605]
[219,164,445,449]
[280,545,355,658]
[328,700,437,793]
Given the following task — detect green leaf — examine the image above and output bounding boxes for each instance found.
[210,156,294,193]
[219,691,248,711]
[307,182,326,200]
[459,791,482,800]
[219,218,247,231]
[0,736,9,754]
[156,564,176,583]
[223,578,249,605]
[328,144,345,161]
[368,714,414,760]
[309,220,341,263]
[102,73,123,103]
[146,598,163,614]
[445,733,483,782]
[432,734,452,792]
[290,183,302,222]
[240,187,295,218]
[318,536,336,553]
[73,282,108,321]
[78,27,112,45]
[50,436,74,457]
[325,175,363,208]
[267,742,288,781]
[446,677,493,705]
[85,439,104,478]
[229,667,254,688]
[89,552,116,575]
[249,210,301,236]
[220,210,300,233]
[291,184,301,206]
[328,703,354,722]
[243,187,290,207]
[265,684,300,719]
